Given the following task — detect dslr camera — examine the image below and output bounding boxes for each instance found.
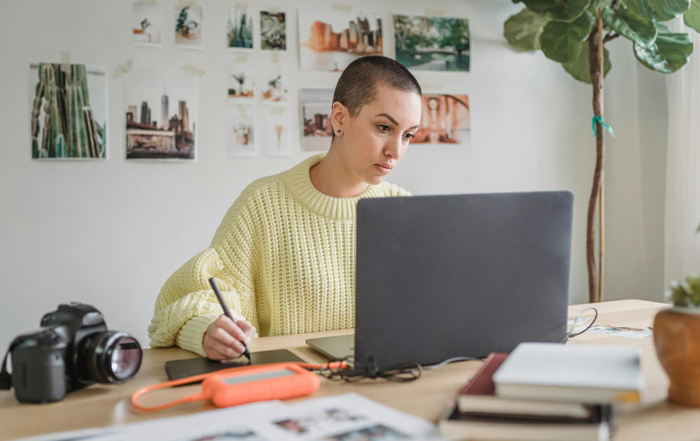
[0,303,142,403]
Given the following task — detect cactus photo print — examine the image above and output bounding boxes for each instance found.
[29,63,107,160]
[227,6,254,51]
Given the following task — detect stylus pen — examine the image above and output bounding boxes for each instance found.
[208,277,252,362]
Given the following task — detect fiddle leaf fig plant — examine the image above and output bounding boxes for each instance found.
[504,0,699,303]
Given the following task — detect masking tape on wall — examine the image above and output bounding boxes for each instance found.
[181,64,205,77]
[421,83,443,92]
[60,50,71,67]
[113,59,134,78]
[424,8,446,16]
[331,3,352,12]
[270,107,286,116]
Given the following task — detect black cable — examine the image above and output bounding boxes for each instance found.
[310,354,482,383]
[567,306,598,339]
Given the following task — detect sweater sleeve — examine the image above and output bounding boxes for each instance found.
[148,188,261,357]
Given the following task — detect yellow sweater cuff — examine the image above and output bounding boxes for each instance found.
[175,314,219,357]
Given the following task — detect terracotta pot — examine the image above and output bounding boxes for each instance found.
[654,307,700,407]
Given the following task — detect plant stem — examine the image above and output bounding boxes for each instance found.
[587,9,606,303]
[597,9,605,304]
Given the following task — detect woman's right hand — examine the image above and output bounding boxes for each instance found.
[203,314,256,360]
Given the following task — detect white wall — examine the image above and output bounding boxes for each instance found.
[0,0,667,351]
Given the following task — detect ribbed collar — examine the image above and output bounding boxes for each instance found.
[284,153,387,220]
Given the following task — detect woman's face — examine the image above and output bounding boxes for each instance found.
[334,86,422,185]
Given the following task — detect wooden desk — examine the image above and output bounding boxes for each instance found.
[1,300,699,441]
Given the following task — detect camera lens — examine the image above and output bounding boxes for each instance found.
[80,331,142,384]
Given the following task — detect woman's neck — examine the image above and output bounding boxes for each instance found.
[309,147,369,198]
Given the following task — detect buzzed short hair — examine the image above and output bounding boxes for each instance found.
[332,55,422,117]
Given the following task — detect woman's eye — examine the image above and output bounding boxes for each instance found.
[378,125,390,133]
[404,133,415,141]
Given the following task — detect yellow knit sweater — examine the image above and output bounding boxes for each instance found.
[148,153,411,356]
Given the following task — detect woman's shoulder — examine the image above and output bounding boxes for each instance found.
[234,172,289,210]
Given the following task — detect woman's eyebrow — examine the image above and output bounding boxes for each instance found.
[376,113,399,125]
[376,113,420,130]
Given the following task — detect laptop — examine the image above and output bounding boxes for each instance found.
[307,191,574,372]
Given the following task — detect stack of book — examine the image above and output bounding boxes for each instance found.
[439,343,644,441]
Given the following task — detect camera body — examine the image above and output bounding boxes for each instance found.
[3,303,142,403]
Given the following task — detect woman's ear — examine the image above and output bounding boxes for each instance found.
[330,102,347,136]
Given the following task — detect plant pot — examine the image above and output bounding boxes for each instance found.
[653,307,700,407]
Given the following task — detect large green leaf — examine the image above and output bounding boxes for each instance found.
[648,0,691,19]
[684,0,700,33]
[562,42,612,83]
[541,11,596,63]
[626,0,675,21]
[602,6,657,46]
[522,0,592,22]
[634,31,694,72]
[504,8,551,51]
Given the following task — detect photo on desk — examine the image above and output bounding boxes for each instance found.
[175,3,204,49]
[226,108,256,158]
[274,407,366,435]
[260,10,286,51]
[325,424,409,441]
[260,62,289,105]
[393,14,470,72]
[412,94,470,146]
[227,59,255,105]
[184,428,266,441]
[227,6,254,51]
[29,63,108,160]
[124,67,198,161]
[300,88,333,151]
[298,9,383,72]
[132,0,162,47]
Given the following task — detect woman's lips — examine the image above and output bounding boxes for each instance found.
[375,164,392,174]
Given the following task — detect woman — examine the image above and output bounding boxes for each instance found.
[148,55,423,360]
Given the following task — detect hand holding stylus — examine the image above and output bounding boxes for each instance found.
[204,277,255,362]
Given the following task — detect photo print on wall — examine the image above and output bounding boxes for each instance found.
[132,0,162,47]
[300,88,333,151]
[394,15,470,72]
[29,63,108,160]
[226,107,256,158]
[260,62,289,105]
[228,59,255,105]
[298,9,383,72]
[260,10,286,51]
[124,67,198,161]
[413,94,470,146]
[227,6,254,51]
[262,107,292,157]
[175,3,204,49]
